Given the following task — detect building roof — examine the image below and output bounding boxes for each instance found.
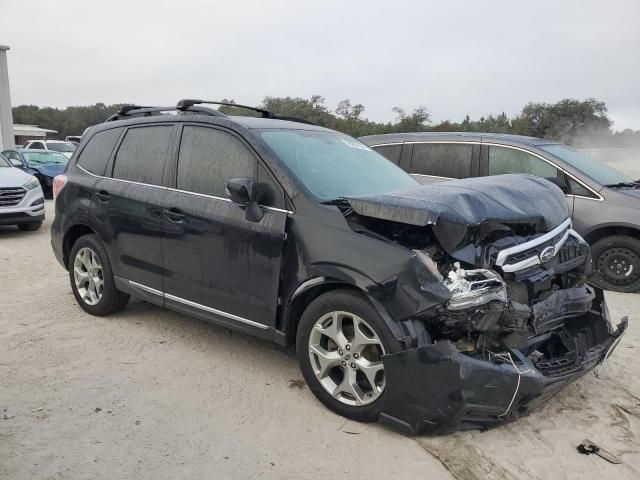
[13,124,58,137]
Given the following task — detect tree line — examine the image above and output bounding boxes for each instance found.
[12,96,640,147]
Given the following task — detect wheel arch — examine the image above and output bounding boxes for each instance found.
[62,223,96,269]
[582,223,640,245]
[281,278,412,349]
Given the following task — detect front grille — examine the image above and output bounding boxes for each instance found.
[0,187,26,207]
[557,242,580,263]
[494,219,573,273]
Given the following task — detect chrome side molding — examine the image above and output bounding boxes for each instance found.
[127,279,268,330]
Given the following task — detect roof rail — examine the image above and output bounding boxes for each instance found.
[105,104,228,122]
[104,100,319,126]
[177,99,273,118]
[105,106,176,122]
[176,99,319,126]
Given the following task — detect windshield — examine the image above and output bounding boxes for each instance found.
[46,142,76,153]
[0,154,10,167]
[541,144,634,186]
[22,151,68,165]
[260,130,417,201]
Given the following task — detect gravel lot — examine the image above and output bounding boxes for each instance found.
[1,202,638,480]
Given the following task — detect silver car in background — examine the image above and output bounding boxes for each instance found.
[360,132,640,293]
[0,153,45,231]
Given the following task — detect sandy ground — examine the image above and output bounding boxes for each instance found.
[1,202,638,480]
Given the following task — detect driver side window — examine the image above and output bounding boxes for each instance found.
[28,142,44,149]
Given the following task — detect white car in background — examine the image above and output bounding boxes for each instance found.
[0,153,45,231]
[24,139,77,159]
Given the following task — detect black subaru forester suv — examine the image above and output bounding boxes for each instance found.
[51,100,627,435]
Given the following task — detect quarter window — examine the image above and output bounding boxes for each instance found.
[411,143,473,178]
[176,126,256,198]
[488,146,560,179]
[112,126,173,185]
[569,179,597,198]
[77,128,122,176]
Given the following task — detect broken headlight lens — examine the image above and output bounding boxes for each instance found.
[445,263,508,310]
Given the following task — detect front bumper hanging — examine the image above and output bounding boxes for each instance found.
[378,303,628,435]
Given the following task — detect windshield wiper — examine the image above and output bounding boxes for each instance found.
[322,198,351,206]
[322,198,353,214]
[604,181,640,188]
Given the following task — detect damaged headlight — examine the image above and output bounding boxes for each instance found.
[445,263,507,310]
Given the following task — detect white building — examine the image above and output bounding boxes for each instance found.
[13,124,58,146]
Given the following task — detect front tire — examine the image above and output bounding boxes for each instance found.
[296,289,403,422]
[591,235,640,293]
[68,234,129,315]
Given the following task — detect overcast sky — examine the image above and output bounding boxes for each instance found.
[2,0,639,130]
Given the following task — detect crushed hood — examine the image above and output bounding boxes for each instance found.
[31,163,66,178]
[346,174,569,256]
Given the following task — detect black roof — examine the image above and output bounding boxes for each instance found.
[359,132,560,147]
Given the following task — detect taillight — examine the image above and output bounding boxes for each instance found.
[53,175,68,200]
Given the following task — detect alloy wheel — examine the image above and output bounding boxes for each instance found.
[73,247,104,305]
[308,311,386,406]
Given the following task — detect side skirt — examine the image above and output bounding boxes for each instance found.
[113,276,273,340]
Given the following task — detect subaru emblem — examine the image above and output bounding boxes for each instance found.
[539,246,556,263]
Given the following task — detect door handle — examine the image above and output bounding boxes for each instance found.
[96,190,110,203]
[163,207,185,223]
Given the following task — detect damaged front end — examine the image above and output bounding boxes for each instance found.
[341,175,629,435]
[379,288,627,435]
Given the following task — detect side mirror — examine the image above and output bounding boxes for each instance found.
[226,177,263,222]
[10,159,23,168]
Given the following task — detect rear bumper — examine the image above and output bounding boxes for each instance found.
[378,296,628,435]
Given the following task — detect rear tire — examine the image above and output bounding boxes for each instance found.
[296,289,403,423]
[18,222,42,231]
[68,234,129,315]
[591,235,640,293]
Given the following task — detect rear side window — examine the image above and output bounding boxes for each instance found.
[112,125,173,185]
[410,143,473,178]
[488,146,559,179]
[373,144,403,165]
[176,126,256,198]
[77,128,122,176]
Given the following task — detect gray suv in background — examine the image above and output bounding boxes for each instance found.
[359,133,640,293]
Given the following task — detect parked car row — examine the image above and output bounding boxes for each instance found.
[50,100,627,435]
[0,152,45,230]
[24,139,77,158]
[1,149,69,198]
[360,133,640,293]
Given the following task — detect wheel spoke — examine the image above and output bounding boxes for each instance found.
[314,312,348,348]
[309,344,341,377]
[332,368,366,405]
[74,266,89,283]
[90,251,101,270]
[356,359,384,391]
[352,317,381,350]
